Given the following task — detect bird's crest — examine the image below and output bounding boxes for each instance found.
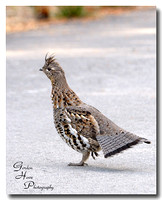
[45,53,56,65]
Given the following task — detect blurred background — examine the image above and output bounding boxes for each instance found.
[6,6,149,33]
[6,6,156,194]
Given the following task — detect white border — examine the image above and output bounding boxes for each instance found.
[0,0,6,199]
[5,0,156,6]
[1,0,161,200]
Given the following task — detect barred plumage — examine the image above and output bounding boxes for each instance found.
[40,54,151,166]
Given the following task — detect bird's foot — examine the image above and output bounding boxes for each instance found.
[68,162,88,166]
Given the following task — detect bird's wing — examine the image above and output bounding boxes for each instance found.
[65,106,150,157]
[77,104,151,158]
[65,106,100,140]
[64,106,100,151]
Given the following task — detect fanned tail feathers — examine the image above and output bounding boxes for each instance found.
[96,132,151,158]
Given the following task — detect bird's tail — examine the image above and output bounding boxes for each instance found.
[96,132,151,158]
[139,137,151,144]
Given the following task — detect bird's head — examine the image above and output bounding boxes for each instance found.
[40,53,66,86]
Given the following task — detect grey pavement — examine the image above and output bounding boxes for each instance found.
[6,8,156,194]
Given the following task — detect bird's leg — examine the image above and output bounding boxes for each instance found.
[68,151,90,166]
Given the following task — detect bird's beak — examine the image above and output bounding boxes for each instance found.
[39,68,43,71]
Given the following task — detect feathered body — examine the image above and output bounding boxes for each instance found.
[40,54,150,166]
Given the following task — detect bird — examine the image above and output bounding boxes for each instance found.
[39,53,151,166]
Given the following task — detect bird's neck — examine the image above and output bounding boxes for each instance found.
[51,84,82,109]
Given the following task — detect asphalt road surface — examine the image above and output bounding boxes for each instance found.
[6,8,156,194]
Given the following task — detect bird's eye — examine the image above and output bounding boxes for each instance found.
[46,68,51,71]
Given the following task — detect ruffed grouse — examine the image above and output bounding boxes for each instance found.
[40,54,151,166]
